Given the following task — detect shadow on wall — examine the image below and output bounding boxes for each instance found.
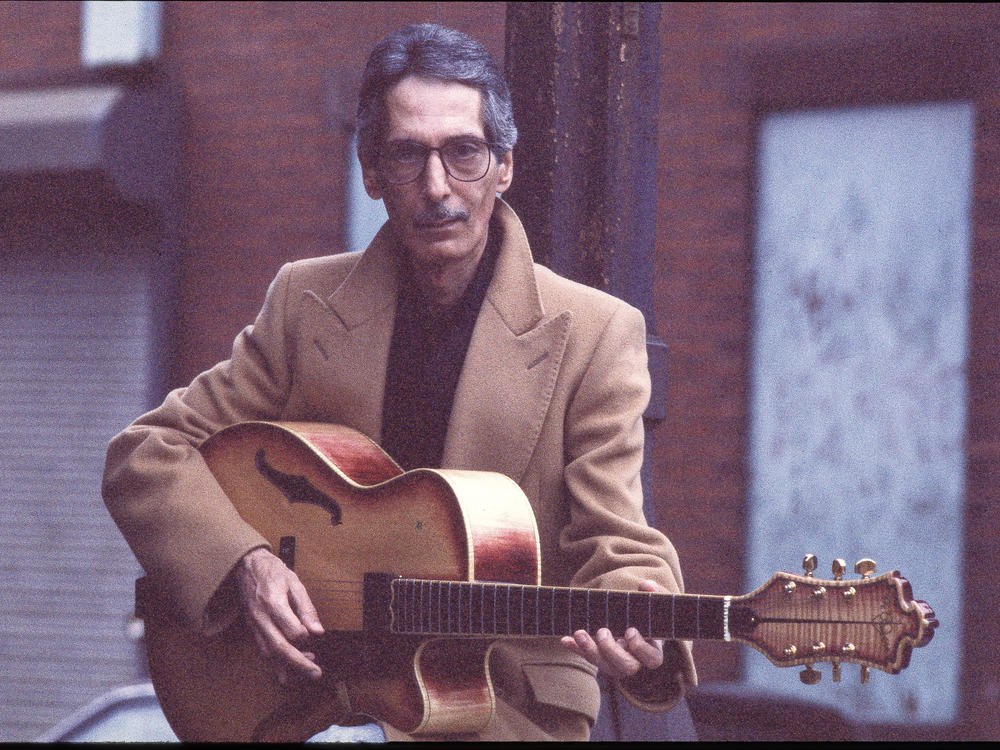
[687,682,964,741]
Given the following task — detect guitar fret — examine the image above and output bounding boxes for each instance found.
[568,588,573,635]
[520,585,525,636]
[551,588,555,635]
[605,590,610,630]
[647,591,652,639]
[506,585,511,635]
[404,580,410,632]
[396,580,402,632]
[670,594,675,640]
[396,581,407,633]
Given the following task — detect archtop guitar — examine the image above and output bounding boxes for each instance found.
[136,421,938,741]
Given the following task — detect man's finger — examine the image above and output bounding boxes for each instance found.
[623,627,664,669]
[251,611,323,681]
[288,578,325,637]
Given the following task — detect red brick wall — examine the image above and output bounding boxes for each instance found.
[0,1,79,72]
[3,1,998,738]
[653,2,1000,736]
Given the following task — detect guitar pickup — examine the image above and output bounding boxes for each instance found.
[362,572,396,634]
[278,536,296,570]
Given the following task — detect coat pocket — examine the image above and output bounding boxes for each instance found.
[521,661,602,724]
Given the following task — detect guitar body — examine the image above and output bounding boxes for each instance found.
[141,421,541,741]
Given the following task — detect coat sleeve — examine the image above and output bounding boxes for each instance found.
[101,262,297,632]
[559,301,697,710]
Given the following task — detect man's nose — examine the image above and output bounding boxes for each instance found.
[420,150,451,201]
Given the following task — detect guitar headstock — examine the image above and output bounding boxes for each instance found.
[730,556,938,684]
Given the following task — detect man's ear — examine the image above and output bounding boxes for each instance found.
[495,150,513,195]
[360,157,383,200]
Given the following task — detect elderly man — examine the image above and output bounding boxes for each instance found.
[103,23,696,742]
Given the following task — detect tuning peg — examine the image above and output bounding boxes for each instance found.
[832,559,846,580]
[854,559,877,579]
[832,660,841,682]
[802,554,818,577]
[799,664,821,684]
[860,665,870,684]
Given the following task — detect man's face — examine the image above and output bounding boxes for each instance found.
[362,76,513,281]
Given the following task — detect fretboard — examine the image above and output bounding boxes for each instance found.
[388,578,732,641]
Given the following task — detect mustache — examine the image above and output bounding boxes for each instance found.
[413,204,469,226]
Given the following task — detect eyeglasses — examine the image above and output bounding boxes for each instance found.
[377,137,496,185]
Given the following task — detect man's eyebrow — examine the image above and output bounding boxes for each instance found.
[386,133,486,145]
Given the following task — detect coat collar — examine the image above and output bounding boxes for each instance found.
[325,198,542,334]
[319,198,571,483]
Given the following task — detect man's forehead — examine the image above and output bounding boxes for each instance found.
[383,76,485,140]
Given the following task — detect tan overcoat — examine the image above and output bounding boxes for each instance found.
[102,199,697,741]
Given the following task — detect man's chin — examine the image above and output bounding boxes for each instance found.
[403,236,469,264]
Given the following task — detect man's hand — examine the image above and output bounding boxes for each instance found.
[559,579,665,679]
[235,547,325,684]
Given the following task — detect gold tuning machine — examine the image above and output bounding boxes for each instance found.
[860,665,870,684]
[854,559,877,579]
[832,558,846,580]
[802,554,818,577]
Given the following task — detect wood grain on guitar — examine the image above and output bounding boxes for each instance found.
[135,421,938,741]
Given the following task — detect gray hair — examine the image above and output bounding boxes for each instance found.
[355,23,517,164]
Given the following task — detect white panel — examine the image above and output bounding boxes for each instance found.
[81,1,161,68]
[0,87,122,172]
[347,134,388,253]
[747,102,972,723]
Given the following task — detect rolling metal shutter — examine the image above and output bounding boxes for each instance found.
[0,175,157,741]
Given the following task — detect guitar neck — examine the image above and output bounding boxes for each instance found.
[371,576,739,642]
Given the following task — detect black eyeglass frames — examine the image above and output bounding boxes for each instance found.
[377,137,499,185]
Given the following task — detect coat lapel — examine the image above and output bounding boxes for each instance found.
[307,223,399,441]
[443,200,572,484]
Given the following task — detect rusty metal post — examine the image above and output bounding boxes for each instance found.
[505,3,694,741]
[505,1,668,523]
